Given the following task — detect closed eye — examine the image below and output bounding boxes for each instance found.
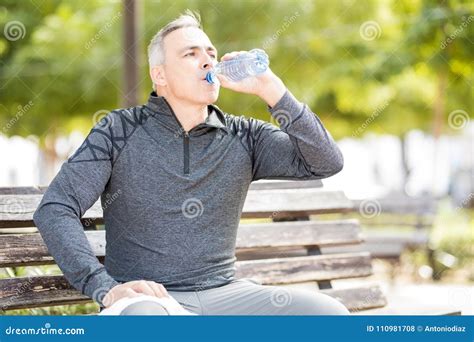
[184,52,217,59]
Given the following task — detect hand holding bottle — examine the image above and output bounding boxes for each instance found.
[213,50,286,107]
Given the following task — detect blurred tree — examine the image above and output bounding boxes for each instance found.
[1,0,123,178]
[0,0,472,152]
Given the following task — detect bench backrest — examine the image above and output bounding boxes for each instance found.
[0,180,387,313]
[352,192,437,227]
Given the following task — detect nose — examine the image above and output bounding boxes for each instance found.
[201,54,214,70]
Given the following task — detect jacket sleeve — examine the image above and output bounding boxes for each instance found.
[247,90,344,181]
[33,112,121,306]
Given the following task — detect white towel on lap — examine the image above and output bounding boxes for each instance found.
[99,295,195,315]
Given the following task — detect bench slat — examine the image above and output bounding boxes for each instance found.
[0,190,353,228]
[242,190,353,218]
[322,231,430,259]
[237,220,361,248]
[0,220,362,267]
[322,285,387,311]
[0,231,104,267]
[0,187,47,195]
[248,180,323,190]
[0,274,383,312]
[0,275,90,310]
[235,252,373,284]
[353,196,436,215]
[0,195,103,228]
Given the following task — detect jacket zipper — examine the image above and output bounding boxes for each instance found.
[183,131,190,175]
[160,97,200,176]
[162,98,191,176]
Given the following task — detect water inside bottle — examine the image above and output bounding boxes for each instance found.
[205,49,269,84]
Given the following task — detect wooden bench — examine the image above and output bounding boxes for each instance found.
[352,192,436,261]
[321,193,434,260]
[0,180,388,314]
[325,192,442,282]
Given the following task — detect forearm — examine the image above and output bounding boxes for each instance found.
[33,202,119,305]
[256,72,287,108]
[268,89,344,177]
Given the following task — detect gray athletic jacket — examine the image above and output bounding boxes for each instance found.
[33,90,343,306]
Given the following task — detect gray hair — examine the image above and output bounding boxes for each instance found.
[147,10,202,68]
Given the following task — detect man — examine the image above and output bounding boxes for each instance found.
[33,11,348,315]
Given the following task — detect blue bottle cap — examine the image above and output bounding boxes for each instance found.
[205,71,217,84]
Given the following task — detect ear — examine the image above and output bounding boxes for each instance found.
[150,65,166,88]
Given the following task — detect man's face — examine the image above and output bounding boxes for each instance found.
[158,27,219,105]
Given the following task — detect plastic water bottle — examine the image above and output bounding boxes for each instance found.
[205,49,269,84]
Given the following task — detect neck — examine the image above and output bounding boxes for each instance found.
[163,96,208,133]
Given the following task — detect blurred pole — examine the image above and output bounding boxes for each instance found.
[123,0,139,107]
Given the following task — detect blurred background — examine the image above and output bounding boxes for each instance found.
[0,0,472,314]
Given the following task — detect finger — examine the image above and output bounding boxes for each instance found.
[102,291,115,307]
[131,281,156,297]
[147,281,169,298]
[220,51,245,61]
[125,288,144,298]
[221,52,237,59]
[220,53,233,62]
[155,283,169,297]
[103,287,140,307]
[216,73,240,88]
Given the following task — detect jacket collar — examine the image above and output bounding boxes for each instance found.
[144,91,229,135]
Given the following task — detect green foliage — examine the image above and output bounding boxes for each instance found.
[2,302,99,316]
[0,0,472,141]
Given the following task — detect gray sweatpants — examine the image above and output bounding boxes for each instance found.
[120,278,350,315]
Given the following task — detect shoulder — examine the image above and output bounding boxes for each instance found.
[68,106,148,163]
